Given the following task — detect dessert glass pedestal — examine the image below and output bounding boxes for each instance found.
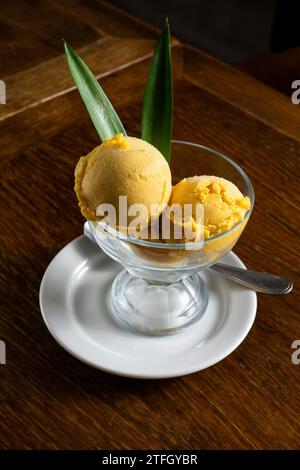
[90,141,254,335]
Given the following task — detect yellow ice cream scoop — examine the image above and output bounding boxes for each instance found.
[165,175,251,242]
[74,134,172,227]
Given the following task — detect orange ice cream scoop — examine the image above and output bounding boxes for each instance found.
[165,175,251,241]
[74,134,172,227]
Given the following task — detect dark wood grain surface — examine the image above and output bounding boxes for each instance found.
[0,0,299,450]
[238,47,300,97]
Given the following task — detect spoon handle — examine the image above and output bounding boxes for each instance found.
[210,263,293,294]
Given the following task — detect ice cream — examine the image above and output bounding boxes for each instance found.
[164,175,251,242]
[74,134,172,227]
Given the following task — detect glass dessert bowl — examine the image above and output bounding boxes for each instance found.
[89,141,254,335]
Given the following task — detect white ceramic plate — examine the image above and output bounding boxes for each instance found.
[39,236,257,379]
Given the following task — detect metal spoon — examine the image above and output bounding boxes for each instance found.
[83,222,293,294]
[210,263,293,294]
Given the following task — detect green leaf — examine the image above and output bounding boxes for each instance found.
[141,20,173,163]
[64,41,126,141]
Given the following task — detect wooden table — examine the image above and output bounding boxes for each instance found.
[0,0,299,450]
[238,47,300,97]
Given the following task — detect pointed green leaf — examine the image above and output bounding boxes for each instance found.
[141,20,173,163]
[64,41,126,141]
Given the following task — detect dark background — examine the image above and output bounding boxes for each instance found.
[110,0,300,63]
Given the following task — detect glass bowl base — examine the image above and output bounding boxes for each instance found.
[109,269,209,335]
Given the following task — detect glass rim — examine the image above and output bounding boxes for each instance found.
[91,140,254,250]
